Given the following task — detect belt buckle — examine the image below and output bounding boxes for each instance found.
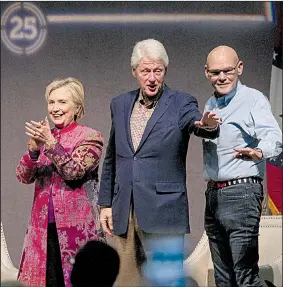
[217,182,227,188]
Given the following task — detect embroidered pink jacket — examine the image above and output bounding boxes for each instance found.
[16,122,105,287]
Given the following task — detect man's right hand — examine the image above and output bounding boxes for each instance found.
[100,207,114,237]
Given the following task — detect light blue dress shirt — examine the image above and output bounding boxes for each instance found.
[203,81,282,181]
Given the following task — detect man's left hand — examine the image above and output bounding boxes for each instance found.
[233,147,263,161]
[194,111,222,129]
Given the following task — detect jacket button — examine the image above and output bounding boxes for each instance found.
[134,157,137,161]
[52,193,56,196]
[55,208,59,212]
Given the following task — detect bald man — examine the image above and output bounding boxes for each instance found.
[202,46,282,287]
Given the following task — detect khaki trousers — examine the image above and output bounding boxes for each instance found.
[113,208,185,287]
[114,208,146,287]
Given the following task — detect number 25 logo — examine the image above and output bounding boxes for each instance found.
[10,16,38,40]
[1,2,47,55]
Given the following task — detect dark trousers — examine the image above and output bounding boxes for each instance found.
[46,222,65,287]
[204,182,264,287]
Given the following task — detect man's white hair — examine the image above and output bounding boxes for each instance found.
[131,39,169,68]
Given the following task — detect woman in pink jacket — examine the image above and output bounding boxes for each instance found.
[16,77,105,287]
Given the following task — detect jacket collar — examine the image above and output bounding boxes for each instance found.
[125,84,173,154]
[53,121,78,136]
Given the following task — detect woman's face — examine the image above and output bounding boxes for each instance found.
[47,86,77,128]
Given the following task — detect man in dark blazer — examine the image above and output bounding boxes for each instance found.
[98,39,221,286]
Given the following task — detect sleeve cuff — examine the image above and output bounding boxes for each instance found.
[28,149,40,162]
[203,124,219,131]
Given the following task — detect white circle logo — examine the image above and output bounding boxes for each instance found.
[1,2,47,55]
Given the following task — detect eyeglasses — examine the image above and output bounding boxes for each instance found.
[207,61,240,78]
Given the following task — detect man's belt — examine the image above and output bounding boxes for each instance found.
[207,177,262,189]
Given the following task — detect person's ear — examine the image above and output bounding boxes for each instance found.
[74,106,81,118]
[132,68,137,77]
[204,65,209,79]
[237,61,243,76]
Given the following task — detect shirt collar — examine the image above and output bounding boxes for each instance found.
[138,84,164,109]
[214,81,242,107]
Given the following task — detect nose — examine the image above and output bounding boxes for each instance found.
[148,71,156,82]
[218,71,226,80]
[52,103,60,112]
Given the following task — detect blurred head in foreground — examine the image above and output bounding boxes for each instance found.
[70,240,120,287]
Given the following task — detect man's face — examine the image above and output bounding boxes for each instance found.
[132,57,166,97]
[205,55,243,96]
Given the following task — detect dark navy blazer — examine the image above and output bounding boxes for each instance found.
[98,85,219,235]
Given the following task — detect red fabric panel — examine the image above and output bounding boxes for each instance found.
[266,163,282,213]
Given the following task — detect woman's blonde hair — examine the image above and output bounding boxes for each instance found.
[45,77,85,120]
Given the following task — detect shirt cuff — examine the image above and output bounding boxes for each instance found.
[28,150,40,162]
[203,124,219,131]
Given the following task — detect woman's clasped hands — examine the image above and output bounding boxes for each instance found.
[25,117,56,151]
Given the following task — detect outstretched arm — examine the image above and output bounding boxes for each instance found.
[178,94,220,139]
[194,111,221,139]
